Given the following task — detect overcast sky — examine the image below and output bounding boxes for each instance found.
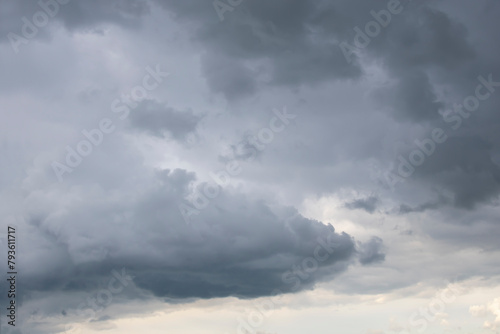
[1,0,500,333]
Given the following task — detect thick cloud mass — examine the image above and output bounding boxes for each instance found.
[0,0,149,41]
[2,0,500,333]
[18,169,378,299]
[150,0,500,210]
[155,0,364,98]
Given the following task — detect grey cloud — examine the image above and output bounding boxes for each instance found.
[369,5,475,70]
[3,1,500,332]
[185,0,500,213]
[398,200,445,215]
[374,70,444,122]
[395,192,453,214]
[16,168,383,309]
[53,0,149,31]
[412,136,500,210]
[361,3,500,210]
[90,315,113,322]
[149,0,500,215]
[368,5,475,123]
[357,237,385,265]
[128,100,202,141]
[218,135,264,163]
[201,53,257,100]
[344,196,379,214]
[155,0,363,96]
[0,0,149,43]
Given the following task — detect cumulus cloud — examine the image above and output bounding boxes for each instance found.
[470,298,500,330]
[0,166,385,326]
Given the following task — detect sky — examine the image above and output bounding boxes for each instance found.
[1,0,500,333]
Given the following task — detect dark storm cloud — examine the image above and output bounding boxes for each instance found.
[412,136,500,210]
[161,0,500,212]
[361,2,500,210]
[374,70,444,123]
[366,4,475,123]
[128,100,202,141]
[369,5,476,71]
[58,0,150,30]
[154,0,363,99]
[201,53,257,100]
[397,199,446,215]
[3,1,500,332]
[0,0,149,42]
[344,196,379,214]
[17,169,384,305]
[387,129,500,210]
[151,0,500,211]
